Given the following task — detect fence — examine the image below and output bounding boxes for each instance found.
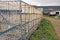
[0,0,42,40]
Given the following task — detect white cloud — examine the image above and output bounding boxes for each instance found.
[22,0,60,6]
[0,0,60,6]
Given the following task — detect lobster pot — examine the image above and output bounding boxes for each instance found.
[0,0,43,40]
[0,1,20,10]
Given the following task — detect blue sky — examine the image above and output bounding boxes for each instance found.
[0,0,60,6]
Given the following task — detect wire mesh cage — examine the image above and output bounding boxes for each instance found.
[0,0,42,40]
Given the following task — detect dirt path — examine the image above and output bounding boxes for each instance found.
[44,17,60,40]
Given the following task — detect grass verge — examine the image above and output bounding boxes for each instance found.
[29,18,58,40]
[44,15,60,20]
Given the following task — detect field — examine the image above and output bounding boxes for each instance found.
[44,15,60,20]
[29,18,58,40]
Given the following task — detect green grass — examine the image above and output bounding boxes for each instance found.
[44,15,60,20]
[29,18,58,40]
[58,16,60,20]
[44,15,55,18]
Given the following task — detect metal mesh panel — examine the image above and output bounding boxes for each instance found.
[0,0,42,40]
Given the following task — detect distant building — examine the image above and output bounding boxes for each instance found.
[43,9,60,16]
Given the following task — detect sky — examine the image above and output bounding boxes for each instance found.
[22,0,60,6]
[0,0,60,6]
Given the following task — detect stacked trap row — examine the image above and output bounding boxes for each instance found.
[0,0,42,40]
